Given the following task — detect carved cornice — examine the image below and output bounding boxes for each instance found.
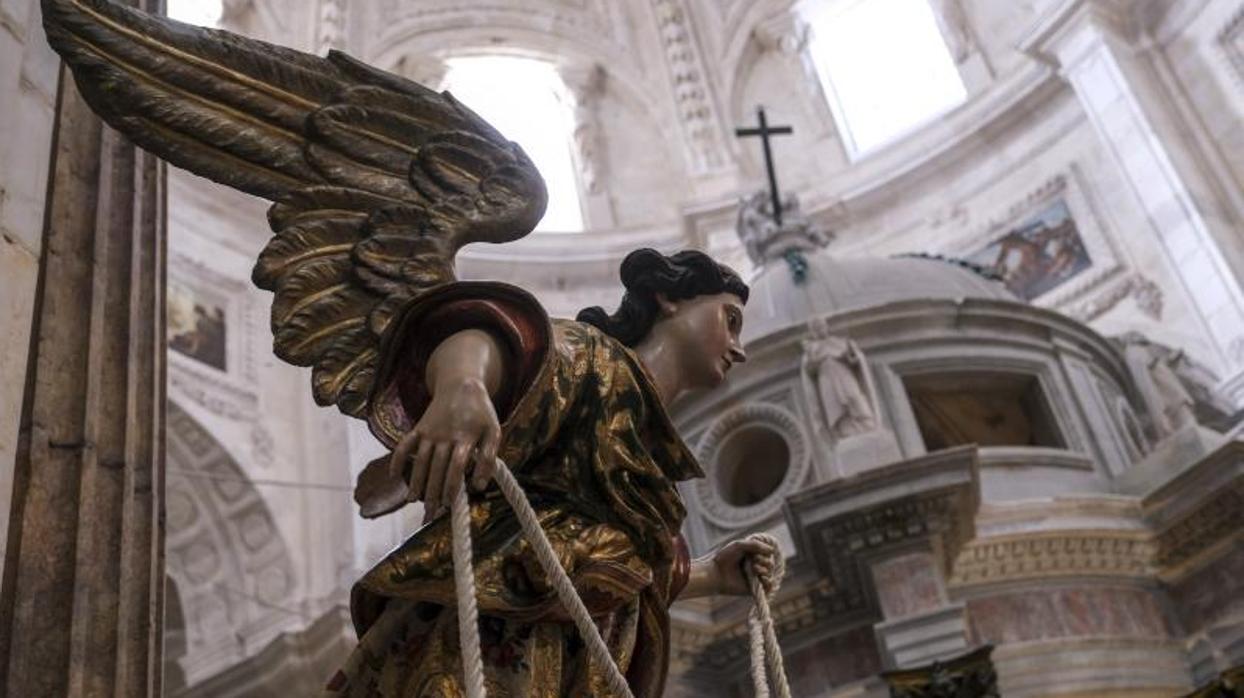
[945,443,1243,588]
[1143,440,1244,581]
[785,446,981,616]
[949,531,1155,588]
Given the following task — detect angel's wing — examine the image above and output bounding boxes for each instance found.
[43,0,547,416]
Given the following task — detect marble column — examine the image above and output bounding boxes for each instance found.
[0,1,167,693]
[1024,0,1244,381]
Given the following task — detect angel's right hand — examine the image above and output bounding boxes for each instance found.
[387,375,501,519]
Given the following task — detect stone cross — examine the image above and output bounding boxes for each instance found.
[735,105,793,226]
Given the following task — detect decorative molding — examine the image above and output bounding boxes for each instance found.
[167,250,264,423]
[1065,272,1163,322]
[1151,477,1244,577]
[651,0,732,174]
[1143,440,1244,581]
[694,401,811,528]
[169,361,259,422]
[786,447,980,617]
[947,166,1124,313]
[1219,4,1244,86]
[948,531,1154,588]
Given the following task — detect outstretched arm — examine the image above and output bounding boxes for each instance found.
[387,329,507,516]
[679,536,779,599]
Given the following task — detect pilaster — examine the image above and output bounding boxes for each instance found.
[1023,0,1244,383]
[0,1,167,692]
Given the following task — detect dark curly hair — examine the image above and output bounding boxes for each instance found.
[576,249,749,347]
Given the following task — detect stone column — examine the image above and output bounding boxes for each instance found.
[1024,0,1244,381]
[0,1,167,693]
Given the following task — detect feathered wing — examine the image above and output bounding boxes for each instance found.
[42,0,548,416]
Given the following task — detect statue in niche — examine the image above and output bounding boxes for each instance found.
[737,190,833,269]
[801,316,878,440]
[41,2,779,696]
[1115,333,1239,438]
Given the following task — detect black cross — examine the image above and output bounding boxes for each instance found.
[735,106,794,226]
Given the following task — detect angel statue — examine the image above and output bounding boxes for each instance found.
[42,1,779,696]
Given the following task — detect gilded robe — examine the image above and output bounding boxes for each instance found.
[324,282,701,698]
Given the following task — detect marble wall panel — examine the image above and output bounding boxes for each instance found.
[966,585,1173,645]
[871,551,946,620]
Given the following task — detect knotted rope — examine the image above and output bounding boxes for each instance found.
[449,458,788,698]
[744,532,790,698]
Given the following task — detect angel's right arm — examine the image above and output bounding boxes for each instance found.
[387,330,508,515]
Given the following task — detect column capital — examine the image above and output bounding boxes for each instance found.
[1019,0,1151,70]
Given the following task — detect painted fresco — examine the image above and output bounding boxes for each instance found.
[168,281,228,371]
[967,199,1091,301]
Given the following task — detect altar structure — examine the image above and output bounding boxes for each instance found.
[665,203,1244,697]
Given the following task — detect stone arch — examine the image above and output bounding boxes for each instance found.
[165,400,298,685]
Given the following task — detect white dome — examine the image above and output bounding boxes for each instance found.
[742,251,1015,342]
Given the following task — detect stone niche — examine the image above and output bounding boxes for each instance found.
[903,370,1066,452]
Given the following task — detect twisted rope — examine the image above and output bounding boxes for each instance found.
[448,460,790,698]
[744,533,790,698]
[450,483,487,698]
[450,459,634,698]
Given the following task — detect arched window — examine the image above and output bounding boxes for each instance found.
[802,0,966,157]
[441,56,584,233]
[167,0,221,26]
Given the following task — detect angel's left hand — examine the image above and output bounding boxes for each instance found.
[709,535,779,596]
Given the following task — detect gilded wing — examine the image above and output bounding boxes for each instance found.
[42,0,548,416]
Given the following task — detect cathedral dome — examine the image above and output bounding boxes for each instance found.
[742,250,1014,342]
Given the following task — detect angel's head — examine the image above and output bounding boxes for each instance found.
[577,249,749,391]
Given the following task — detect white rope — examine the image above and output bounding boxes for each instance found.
[744,533,791,698]
[450,483,487,698]
[447,459,791,698]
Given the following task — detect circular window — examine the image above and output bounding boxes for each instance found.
[695,402,810,527]
[717,425,791,506]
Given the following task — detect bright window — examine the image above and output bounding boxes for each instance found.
[167,0,221,26]
[803,0,966,157]
[441,56,584,233]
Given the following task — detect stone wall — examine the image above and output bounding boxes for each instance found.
[0,0,59,570]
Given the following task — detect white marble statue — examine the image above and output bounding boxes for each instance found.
[1118,333,1199,438]
[801,317,878,440]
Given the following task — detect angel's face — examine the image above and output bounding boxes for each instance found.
[657,292,747,389]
